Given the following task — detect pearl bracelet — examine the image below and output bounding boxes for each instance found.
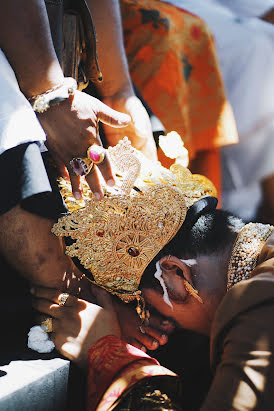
[29,77,77,113]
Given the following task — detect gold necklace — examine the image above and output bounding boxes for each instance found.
[227,222,274,290]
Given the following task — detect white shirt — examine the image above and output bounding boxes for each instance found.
[217,0,274,17]
[0,49,46,156]
[163,0,273,18]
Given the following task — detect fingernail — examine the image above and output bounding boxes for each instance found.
[107,179,115,187]
[30,287,35,294]
[152,340,159,349]
[74,191,81,200]
[94,192,101,201]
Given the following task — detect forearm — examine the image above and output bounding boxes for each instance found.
[87,0,134,98]
[0,0,63,97]
[0,205,77,289]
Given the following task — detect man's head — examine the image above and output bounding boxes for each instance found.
[141,209,244,335]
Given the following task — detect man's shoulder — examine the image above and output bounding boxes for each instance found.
[252,231,274,277]
[213,231,274,342]
[212,271,274,336]
[210,270,274,369]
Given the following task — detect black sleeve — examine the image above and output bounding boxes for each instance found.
[0,142,67,219]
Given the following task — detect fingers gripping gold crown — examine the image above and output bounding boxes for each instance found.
[52,136,217,303]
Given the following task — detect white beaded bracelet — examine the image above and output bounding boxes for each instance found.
[30,77,77,113]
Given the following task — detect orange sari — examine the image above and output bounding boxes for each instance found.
[121,0,238,193]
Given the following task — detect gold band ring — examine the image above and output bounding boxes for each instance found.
[41,317,53,333]
[57,293,70,306]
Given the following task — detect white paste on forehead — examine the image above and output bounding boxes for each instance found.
[154,261,173,309]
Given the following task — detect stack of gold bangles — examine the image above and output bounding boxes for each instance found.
[70,144,106,176]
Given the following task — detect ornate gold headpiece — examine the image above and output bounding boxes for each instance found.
[52,134,217,303]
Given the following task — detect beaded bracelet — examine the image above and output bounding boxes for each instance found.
[29,77,77,113]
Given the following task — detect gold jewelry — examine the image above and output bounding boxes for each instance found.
[69,157,93,176]
[53,136,217,304]
[57,293,70,306]
[139,325,146,334]
[87,144,105,164]
[227,223,274,290]
[183,280,203,304]
[41,317,53,333]
[30,77,77,113]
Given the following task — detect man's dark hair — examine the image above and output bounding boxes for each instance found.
[141,209,244,288]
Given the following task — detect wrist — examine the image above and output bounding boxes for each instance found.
[29,77,77,113]
[22,63,65,99]
[96,77,134,101]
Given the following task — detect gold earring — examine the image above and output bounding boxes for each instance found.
[183,280,203,304]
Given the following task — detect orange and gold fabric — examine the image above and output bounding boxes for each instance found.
[121,0,238,191]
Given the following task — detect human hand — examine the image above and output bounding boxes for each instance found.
[37,90,130,200]
[113,299,175,352]
[77,282,174,352]
[102,92,157,161]
[31,286,121,368]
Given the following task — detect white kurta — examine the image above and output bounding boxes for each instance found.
[0,49,46,156]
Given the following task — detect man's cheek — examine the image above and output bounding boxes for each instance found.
[143,288,175,317]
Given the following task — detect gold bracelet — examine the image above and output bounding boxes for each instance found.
[29,77,77,113]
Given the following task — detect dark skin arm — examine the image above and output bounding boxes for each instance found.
[0,3,159,347]
[0,206,83,291]
[0,0,63,97]
[87,0,157,160]
[0,0,130,199]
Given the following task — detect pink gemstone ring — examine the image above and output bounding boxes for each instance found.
[87,144,105,165]
[70,157,93,176]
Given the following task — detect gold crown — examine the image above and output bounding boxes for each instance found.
[52,135,217,303]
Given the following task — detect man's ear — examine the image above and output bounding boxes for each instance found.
[159,255,203,304]
[157,255,194,302]
[159,255,193,285]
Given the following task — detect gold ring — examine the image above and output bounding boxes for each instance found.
[41,317,53,333]
[70,157,93,176]
[87,145,105,165]
[57,293,70,306]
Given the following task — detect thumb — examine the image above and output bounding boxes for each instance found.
[96,100,131,128]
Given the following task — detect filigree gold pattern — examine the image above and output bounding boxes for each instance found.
[52,137,217,302]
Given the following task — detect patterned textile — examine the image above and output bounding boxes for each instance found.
[121,0,238,191]
[87,335,178,411]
